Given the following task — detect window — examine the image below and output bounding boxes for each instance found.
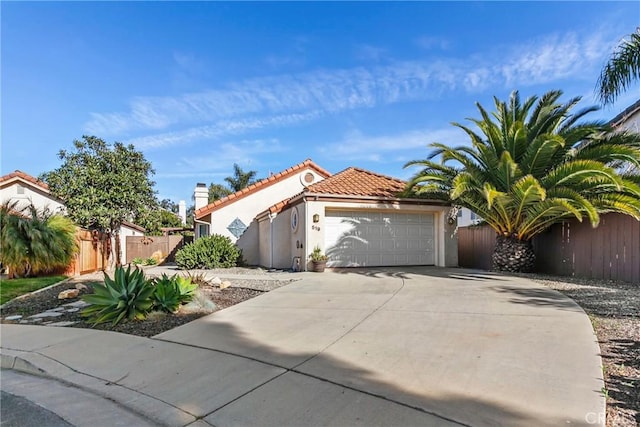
[227,218,247,238]
[457,210,463,218]
[470,212,478,220]
[16,184,25,195]
[197,224,209,238]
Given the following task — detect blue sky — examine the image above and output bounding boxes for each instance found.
[3,1,639,205]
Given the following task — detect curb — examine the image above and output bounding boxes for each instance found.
[0,348,197,427]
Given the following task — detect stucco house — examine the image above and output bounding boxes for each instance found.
[0,170,145,266]
[610,98,640,133]
[194,160,457,271]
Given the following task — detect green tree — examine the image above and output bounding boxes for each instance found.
[597,28,640,106]
[41,136,157,267]
[0,201,78,277]
[208,183,231,203]
[224,163,258,192]
[405,90,640,272]
[159,198,178,213]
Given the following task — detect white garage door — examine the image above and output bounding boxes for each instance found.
[324,211,435,267]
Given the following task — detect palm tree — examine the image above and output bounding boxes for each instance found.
[0,201,78,277]
[224,163,258,192]
[405,90,640,272]
[208,183,232,202]
[597,28,640,106]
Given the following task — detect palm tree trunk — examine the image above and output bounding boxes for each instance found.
[492,235,535,273]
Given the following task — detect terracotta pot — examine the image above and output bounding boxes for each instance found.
[311,260,327,272]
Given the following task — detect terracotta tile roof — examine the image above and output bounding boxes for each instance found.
[195,159,331,219]
[261,167,410,216]
[0,170,49,191]
[306,167,407,198]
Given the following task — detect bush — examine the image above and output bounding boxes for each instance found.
[132,257,144,265]
[151,274,197,313]
[81,266,154,325]
[175,234,240,270]
[144,257,157,266]
[0,202,78,277]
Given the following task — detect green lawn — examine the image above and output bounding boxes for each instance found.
[0,275,68,305]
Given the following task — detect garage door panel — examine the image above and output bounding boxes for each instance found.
[325,211,436,267]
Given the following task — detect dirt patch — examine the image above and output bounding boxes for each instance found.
[0,275,284,338]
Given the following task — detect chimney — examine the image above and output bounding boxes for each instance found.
[194,183,208,211]
[178,200,187,225]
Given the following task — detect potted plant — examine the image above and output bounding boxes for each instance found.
[310,246,328,272]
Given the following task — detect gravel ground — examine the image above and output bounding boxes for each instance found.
[520,273,639,427]
[0,273,293,338]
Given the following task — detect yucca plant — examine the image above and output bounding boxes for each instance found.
[81,266,154,325]
[406,90,640,272]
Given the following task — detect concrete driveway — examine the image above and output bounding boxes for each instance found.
[1,267,604,427]
[156,267,604,427]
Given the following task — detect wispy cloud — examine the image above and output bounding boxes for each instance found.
[319,127,464,162]
[177,138,285,172]
[85,29,615,149]
[499,32,610,86]
[127,111,322,150]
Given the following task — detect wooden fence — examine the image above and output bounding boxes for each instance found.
[125,235,191,264]
[458,213,640,283]
[66,229,108,276]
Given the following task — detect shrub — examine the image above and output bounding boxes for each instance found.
[0,201,78,277]
[151,274,197,313]
[132,257,144,265]
[175,234,240,269]
[81,266,154,325]
[143,257,158,266]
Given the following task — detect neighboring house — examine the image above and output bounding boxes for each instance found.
[0,170,144,267]
[457,208,481,227]
[0,170,65,215]
[194,160,457,271]
[610,98,640,133]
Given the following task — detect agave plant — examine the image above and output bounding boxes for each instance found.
[81,266,154,325]
[406,90,640,272]
[151,274,197,313]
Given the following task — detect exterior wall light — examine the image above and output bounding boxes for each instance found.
[313,214,320,223]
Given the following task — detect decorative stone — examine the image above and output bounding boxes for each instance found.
[50,307,66,312]
[220,280,231,290]
[30,318,43,323]
[75,283,88,291]
[48,321,77,327]
[58,289,79,299]
[65,308,80,313]
[4,315,23,321]
[29,312,64,319]
[211,277,222,285]
[62,300,90,308]
[19,320,30,324]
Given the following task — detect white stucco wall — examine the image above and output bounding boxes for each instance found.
[202,168,325,266]
[457,208,481,227]
[0,181,65,214]
[616,109,640,134]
